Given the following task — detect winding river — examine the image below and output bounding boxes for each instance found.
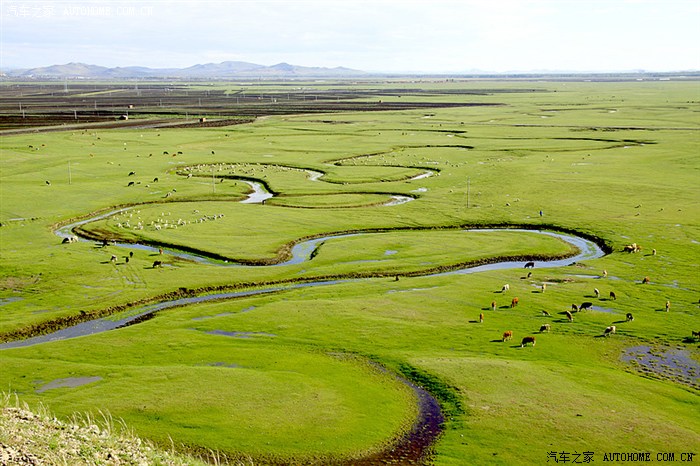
[4,174,607,465]
[4,223,604,349]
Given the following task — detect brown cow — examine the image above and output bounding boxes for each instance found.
[565,310,574,322]
[642,276,650,284]
[502,330,513,342]
[521,336,536,347]
[511,297,519,308]
[479,313,484,323]
[665,300,670,312]
[540,324,551,333]
[491,301,497,311]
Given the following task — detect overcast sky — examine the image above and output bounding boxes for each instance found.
[1,0,699,73]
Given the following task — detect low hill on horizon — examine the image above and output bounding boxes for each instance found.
[4,61,368,79]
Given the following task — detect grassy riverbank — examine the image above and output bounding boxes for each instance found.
[1,80,698,463]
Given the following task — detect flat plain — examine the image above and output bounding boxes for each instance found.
[0,78,698,464]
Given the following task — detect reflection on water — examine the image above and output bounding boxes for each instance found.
[2,227,605,349]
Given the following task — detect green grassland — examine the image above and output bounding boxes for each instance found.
[0,80,698,464]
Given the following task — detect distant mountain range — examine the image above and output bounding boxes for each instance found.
[3,61,368,79]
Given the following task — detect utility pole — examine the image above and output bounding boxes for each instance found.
[68,161,72,185]
[467,176,471,209]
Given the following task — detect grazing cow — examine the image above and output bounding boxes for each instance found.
[571,304,579,312]
[501,284,510,292]
[125,256,129,263]
[594,288,600,298]
[541,283,547,293]
[479,313,484,323]
[128,171,135,176]
[511,297,519,308]
[642,276,650,284]
[159,248,163,255]
[129,251,134,258]
[45,180,51,185]
[521,336,536,347]
[609,291,617,300]
[604,325,616,336]
[603,269,608,278]
[626,313,634,322]
[652,248,657,256]
[527,272,532,278]
[565,310,574,322]
[491,301,497,311]
[580,302,593,311]
[110,255,117,263]
[152,260,162,268]
[153,177,159,183]
[623,243,642,253]
[666,300,671,312]
[541,310,551,316]
[691,330,700,340]
[524,261,535,269]
[540,324,551,333]
[127,181,135,187]
[502,330,513,342]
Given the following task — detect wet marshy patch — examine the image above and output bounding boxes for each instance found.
[0,297,23,306]
[204,329,277,339]
[199,362,242,369]
[590,305,618,314]
[35,376,102,394]
[622,345,700,390]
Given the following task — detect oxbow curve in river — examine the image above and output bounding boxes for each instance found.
[1,229,604,349]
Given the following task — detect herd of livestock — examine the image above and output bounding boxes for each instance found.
[484,255,697,348]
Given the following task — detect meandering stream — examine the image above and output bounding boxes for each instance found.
[4,224,604,349]
[7,173,608,465]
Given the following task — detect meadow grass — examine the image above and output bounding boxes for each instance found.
[0,80,698,463]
